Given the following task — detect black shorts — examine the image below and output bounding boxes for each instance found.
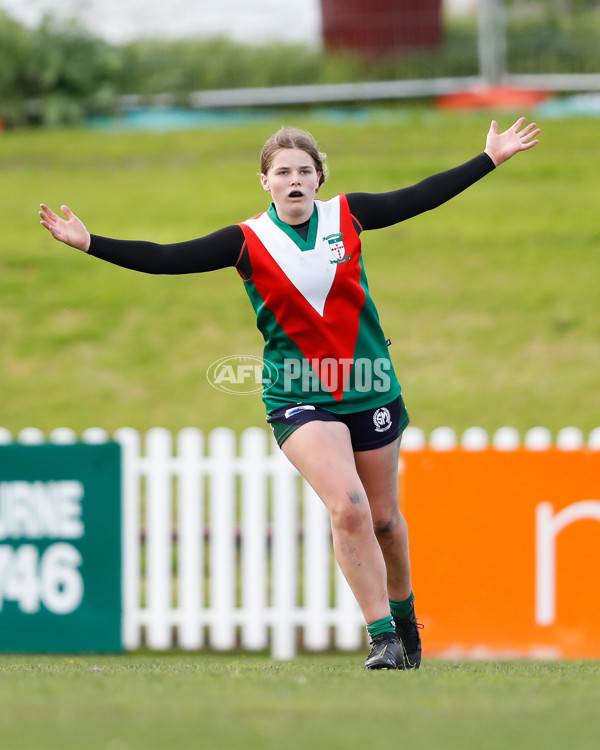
[266,395,409,452]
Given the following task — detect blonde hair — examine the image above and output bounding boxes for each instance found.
[260,126,328,187]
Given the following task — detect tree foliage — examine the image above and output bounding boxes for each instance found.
[0,12,123,126]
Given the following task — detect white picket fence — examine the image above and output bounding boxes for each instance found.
[2,423,600,659]
[116,425,365,660]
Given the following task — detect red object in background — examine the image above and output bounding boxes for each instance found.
[320,0,443,56]
[436,86,551,111]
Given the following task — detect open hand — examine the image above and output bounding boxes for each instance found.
[484,117,540,166]
[39,204,91,252]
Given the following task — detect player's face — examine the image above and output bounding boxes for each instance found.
[261,148,321,225]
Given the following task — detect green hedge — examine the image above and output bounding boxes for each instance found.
[1,9,600,128]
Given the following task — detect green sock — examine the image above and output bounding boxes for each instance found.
[367,615,396,639]
[389,592,415,621]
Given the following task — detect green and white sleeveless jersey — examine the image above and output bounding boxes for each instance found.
[238,194,401,415]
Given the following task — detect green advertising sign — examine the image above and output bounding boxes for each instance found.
[0,443,122,651]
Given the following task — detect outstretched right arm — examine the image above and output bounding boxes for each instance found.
[39,204,245,274]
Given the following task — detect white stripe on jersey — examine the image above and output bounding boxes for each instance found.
[242,196,342,317]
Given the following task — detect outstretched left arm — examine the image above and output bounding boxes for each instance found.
[484,116,540,166]
[347,117,541,231]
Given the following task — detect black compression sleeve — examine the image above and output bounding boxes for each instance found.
[88,224,245,274]
[346,153,495,231]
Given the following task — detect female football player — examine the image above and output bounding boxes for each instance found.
[40,117,539,669]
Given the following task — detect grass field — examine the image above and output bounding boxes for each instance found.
[2,109,600,437]
[1,653,600,750]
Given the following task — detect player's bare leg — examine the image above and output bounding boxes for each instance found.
[282,420,406,668]
[353,437,412,601]
[355,437,422,668]
[282,420,390,623]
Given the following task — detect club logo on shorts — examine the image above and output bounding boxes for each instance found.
[373,407,392,433]
[323,233,352,264]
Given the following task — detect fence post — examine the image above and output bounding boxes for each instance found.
[114,427,142,650]
[334,563,363,651]
[177,427,205,649]
[302,482,331,650]
[271,448,299,660]
[208,428,237,650]
[145,427,174,649]
[240,427,270,651]
[478,0,507,85]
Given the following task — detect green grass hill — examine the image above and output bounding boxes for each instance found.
[2,109,599,438]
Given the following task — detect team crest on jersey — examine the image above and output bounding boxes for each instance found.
[323,233,352,264]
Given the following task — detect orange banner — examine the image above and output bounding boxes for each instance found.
[401,449,600,659]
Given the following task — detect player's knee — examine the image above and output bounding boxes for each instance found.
[329,489,369,535]
[373,515,395,537]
